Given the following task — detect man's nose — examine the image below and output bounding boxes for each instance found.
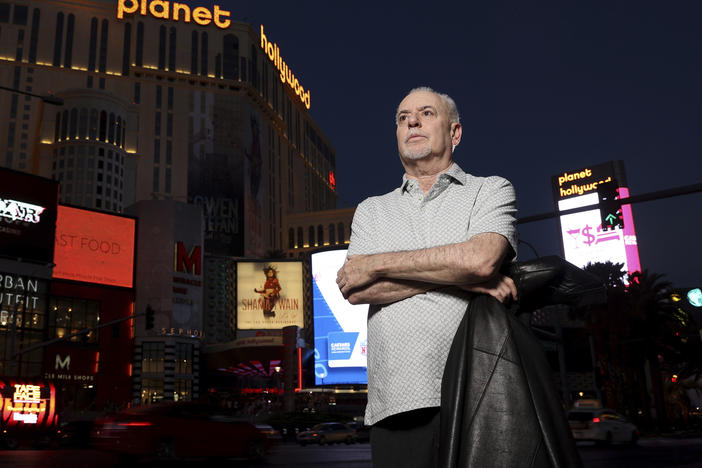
[407,113,420,127]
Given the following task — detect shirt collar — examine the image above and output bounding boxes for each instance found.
[401,162,467,193]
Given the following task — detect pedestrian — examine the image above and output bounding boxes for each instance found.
[336,87,518,468]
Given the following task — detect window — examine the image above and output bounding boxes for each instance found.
[190,31,198,74]
[308,226,315,247]
[158,25,166,70]
[13,4,27,25]
[122,22,131,76]
[115,116,122,147]
[78,108,87,139]
[136,22,144,67]
[156,86,162,108]
[142,342,165,374]
[53,12,64,67]
[166,140,172,164]
[64,14,74,68]
[99,19,108,73]
[175,343,193,374]
[154,139,160,164]
[141,378,164,405]
[337,223,345,244]
[133,82,140,104]
[108,113,115,143]
[329,223,336,245]
[0,3,9,23]
[155,111,161,135]
[69,108,77,139]
[60,110,68,140]
[173,379,192,402]
[98,110,106,141]
[168,27,176,71]
[28,9,39,63]
[88,18,97,71]
[89,109,98,140]
[165,168,171,193]
[288,228,294,249]
[153,167,159,192]
[223,34,239,80]
[297,227,303,248]
[49,297,100,344]
[167,87,174,110]
[166,114,172,137]
[200,32,208,75]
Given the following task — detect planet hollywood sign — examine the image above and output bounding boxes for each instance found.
[115,1,311,109]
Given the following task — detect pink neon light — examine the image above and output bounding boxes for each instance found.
[618,187,642,275]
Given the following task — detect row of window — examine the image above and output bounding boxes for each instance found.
[54,108,126,148]
[288,223,347,249]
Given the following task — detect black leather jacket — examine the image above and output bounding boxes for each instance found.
[439,256,604,468]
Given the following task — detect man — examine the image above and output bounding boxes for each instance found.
[336,87,518,467]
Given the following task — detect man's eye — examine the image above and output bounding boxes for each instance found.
[423,110,434,116]
[398,115,407,122]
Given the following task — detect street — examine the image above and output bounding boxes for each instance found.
[1,438,702,468]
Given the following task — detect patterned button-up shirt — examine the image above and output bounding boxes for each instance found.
[347,162,518,425]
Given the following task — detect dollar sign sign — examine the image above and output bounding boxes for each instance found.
[582,225,595,246]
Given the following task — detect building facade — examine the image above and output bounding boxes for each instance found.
[0,0,337,259]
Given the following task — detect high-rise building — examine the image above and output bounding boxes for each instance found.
[0,0,337,259]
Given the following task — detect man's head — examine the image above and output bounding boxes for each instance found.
[395,87,462,164]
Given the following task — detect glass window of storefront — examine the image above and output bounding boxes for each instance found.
[175,342,193,374]
[142,341,165,373]
[49,297,99,343]
[141,377,164,405]
[174,378,192,402]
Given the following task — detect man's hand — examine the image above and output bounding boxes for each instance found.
[337,255,378,299]
[459,274,518,304]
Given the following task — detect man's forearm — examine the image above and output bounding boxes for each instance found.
[346,279,437,305]
[369,233,509,286]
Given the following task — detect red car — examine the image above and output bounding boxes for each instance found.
[92,402,268,462]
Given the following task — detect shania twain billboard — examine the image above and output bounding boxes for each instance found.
[236,261,303,329]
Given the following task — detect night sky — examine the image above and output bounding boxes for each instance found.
[184,0,701,286]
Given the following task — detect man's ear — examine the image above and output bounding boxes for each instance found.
[451,122,462,147]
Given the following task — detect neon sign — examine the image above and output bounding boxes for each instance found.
[0,380,57,428]
[117,0,232,29]
[260,26,311,110]
[0,198,46,223]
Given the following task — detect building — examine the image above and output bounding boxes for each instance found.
[0,0,338,259]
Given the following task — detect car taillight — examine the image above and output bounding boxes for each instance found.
[592,417,601,423]
[312,432,318,436]
[117,421,152,427]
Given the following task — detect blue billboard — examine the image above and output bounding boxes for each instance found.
[311,249,368,385]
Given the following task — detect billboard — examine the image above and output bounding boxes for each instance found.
[311,249,368,385]
[552,161,641,275]
[0,168,58,264]
[0,379,58,429]
[237,261,303,329]
[53,206,136,288]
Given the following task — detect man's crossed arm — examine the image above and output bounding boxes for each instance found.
[336,232,517,305]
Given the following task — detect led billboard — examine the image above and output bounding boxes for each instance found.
[0,379,57,429]
[0,168,58,264]
[237,261,303,329]
[552,161,641,275]
[311,249,368,385]
[53,206,136,288]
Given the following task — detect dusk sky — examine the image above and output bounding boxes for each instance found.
[184,0,701,286]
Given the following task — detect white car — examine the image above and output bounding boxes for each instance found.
[568,408,639,444]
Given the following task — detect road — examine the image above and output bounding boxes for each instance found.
[1,438,702,467]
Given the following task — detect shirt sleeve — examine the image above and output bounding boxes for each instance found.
[347,199,376,256]
[467,176,518,260]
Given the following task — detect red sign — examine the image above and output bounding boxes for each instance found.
[174,241,202,275]
[53,206,136,288]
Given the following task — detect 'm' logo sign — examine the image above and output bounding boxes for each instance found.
[174,242,202,275]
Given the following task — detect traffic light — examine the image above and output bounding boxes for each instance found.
[145,305,155,330]
[597,181,623,231]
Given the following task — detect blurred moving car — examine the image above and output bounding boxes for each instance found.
[346,421,370,443]
[256,424,283,443]
[92,402,267,461]
[296,422,356,446]
[56,420,95,448]
[568,408,639,444]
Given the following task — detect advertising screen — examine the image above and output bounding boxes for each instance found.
[0,379,58,429]
[552,161,641,275]
[53,206,136,288]
[311,249,368,385]
[237,261,304,329]
[0,168,58,264]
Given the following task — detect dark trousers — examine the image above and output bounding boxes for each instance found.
[370,407,440,468]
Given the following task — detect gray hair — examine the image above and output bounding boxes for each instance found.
[397,86,461,124]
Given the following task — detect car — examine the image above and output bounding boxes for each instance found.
[296,422,356,446]
[568,408,639,445]
[256,424,283,442]
[346,421,370,443]
[92,402,268,461]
